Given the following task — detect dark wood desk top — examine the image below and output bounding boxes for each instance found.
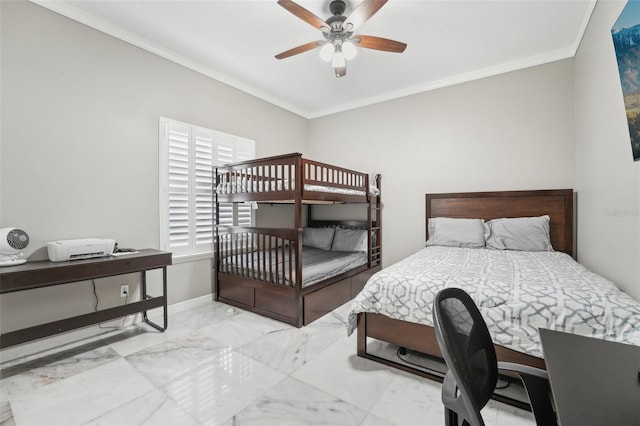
[539,328,640,426]
[0,249,172,294]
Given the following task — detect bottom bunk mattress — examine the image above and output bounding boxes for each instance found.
[347,246,640,358]
[221,245,367,288]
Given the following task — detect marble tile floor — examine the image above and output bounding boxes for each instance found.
[0,299,536,426]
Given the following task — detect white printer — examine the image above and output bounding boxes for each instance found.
[47,238,116,262]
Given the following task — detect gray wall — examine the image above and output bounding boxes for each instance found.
[574,0,640,301]
[307,59,576,267]
[0,0,307,359]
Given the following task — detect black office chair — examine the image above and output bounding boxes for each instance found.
[432,287,557,426]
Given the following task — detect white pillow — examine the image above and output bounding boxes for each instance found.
[331,228,368,252]
[426,217,485,248]
[302,227,335,250]
[484,215,554,252]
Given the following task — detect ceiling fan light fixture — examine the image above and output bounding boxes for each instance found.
[342,40,357,60]
[331,45,346,69]
[319,43,335,62]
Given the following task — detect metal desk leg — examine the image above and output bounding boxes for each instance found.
[142,267,168,332]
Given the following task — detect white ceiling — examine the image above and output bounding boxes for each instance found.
[33,0,596,119]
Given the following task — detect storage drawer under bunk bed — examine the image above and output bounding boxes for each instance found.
[218,264,381,326]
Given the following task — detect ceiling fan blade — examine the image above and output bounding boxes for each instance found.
[353,35,407,53]
[275,41,324,59]
[344,0,388,31]
[277,0,327,30]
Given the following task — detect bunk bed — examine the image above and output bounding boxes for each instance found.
[214,153,381,327]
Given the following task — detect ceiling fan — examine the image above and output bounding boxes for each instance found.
[275,0,407,78]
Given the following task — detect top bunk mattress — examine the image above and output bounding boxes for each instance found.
[216,179,378,197]
[347,246,640,358]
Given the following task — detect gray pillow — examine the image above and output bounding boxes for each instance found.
[302,227,335,250]
[331,228,368,252]
[484,215,553,252]
[425,217,485,248]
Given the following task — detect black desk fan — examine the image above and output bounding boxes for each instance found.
[0,227,29,266]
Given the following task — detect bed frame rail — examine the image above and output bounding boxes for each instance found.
[302,158,367,193]
[215,152,369,202]
[216,226,302,289]
[216,153,298,201]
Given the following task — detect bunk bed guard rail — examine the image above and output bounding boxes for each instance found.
[215,153,369,200]
[216,226,302,289]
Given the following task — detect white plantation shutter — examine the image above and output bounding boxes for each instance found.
[214,136,234,230]
[233,138,254,228]
[160,117,255,259]
[194,130,214,252]
[166,123,191,255]
[213,132,256,230]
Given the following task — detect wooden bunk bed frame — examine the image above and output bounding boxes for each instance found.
[356,189,574,390]
[214,153,381,327]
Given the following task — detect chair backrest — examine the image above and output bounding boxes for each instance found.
[433,287,498,425]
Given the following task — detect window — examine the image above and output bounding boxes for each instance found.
[159,117,255,260]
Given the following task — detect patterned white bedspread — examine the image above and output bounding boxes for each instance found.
[347,246,640,357]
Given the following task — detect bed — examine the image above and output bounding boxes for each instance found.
[349,189,640,404]
[214,153,381,327]
[215,152,378,203]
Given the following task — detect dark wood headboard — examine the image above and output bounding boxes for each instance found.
[425,189,574,257]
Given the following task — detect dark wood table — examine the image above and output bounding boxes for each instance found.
[0,249,171,349]
[539,328,640,426]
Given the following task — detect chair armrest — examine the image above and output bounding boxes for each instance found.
[497,362,558,426]
[497,361,549,380]
[441,370,459,405]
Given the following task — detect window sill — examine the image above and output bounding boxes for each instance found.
[171,252,214,264]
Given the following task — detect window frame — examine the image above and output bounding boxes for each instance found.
[159,117,255,262]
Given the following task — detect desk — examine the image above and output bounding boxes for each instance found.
[539,328,640,426]
[0,249,171,349]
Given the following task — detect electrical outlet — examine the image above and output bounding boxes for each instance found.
[120,284,129,298]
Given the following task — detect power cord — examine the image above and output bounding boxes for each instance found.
[396,347,447,377]
[495,377,511,390]
[92,279,129,329]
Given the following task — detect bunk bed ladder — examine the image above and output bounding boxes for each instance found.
[368,174,382,268]
[213,166,221,300]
